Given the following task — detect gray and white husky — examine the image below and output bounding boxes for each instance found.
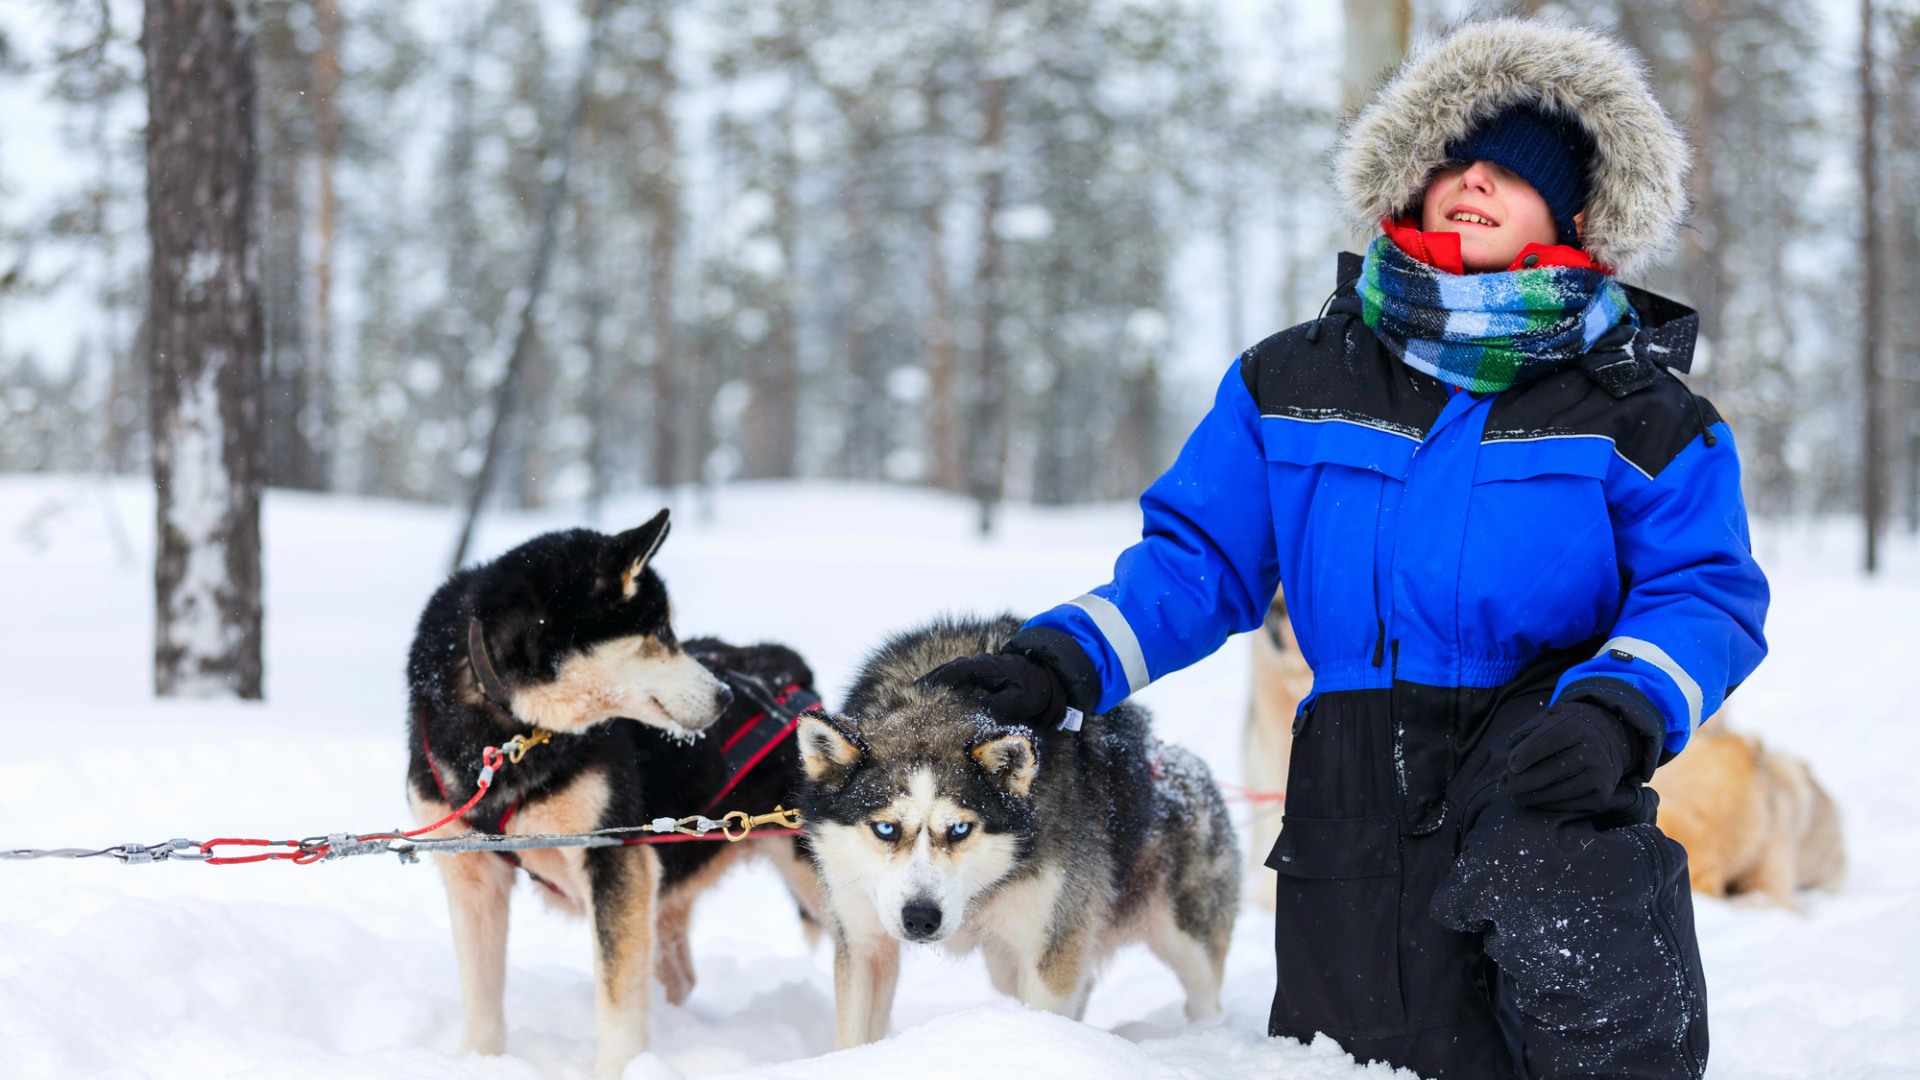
[795,615,1239,1048]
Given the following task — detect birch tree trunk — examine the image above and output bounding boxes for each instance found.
[144,0,265,699]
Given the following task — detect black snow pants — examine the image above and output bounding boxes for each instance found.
[1265,652,1708,1079]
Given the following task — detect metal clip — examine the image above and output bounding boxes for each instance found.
[719,806,804,841]
[503,728,553,764]
[160,838,210,862]
[118,843,155,865]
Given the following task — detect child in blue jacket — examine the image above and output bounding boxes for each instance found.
[926,19,1767,1079]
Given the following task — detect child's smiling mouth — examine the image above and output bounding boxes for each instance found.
[1447,206,1500,227]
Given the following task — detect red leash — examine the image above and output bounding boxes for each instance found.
[201,745,508,865]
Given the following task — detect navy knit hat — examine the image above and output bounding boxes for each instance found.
[1445,103,1595,246]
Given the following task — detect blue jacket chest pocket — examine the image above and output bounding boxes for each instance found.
[1261,417,1416,676]
[1462,436,1620,645]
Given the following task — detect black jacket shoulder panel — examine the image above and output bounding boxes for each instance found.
[1485,362,1722,478]
[1240,314,1449,442]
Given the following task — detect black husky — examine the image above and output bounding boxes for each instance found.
[404,509,824,1077]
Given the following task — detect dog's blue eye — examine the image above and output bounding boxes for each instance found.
[871,821,898,840]
[948,822,971,840]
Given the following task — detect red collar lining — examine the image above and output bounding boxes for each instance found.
[1382,217,1604,275]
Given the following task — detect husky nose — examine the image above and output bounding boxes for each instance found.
[713,682,734,713]
[900,903,943,941]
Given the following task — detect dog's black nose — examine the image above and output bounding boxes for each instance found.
[713,683,734,712]
[900,903,943,940]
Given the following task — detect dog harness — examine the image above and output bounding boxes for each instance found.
[419,626,820,891]
[702,668,820,814]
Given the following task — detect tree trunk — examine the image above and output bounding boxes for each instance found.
[144,0,265,699]
[924,192,959,491]
[309,0,339,487]
[840,115,884,480]
[1340,0,1409,117]
[967,72,1009,534]
[1340,0,1409,250]
[258,0,308,491]
[644,0,682,489]
[1862,0,1886,572]
[1685,0,1724,397]
[744,64,802,481]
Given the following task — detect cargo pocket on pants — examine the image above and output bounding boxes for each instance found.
[1267,814,1407,1039]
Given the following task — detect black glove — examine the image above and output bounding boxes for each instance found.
[916,652,1069,729]
[1501,701,1650,815]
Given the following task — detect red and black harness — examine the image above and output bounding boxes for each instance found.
[420,618,818,892]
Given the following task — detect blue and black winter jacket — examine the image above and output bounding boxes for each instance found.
[1008,254,1769,757]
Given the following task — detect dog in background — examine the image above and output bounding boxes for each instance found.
[1650,719,1846,909]
[406,509,824,1077]
[795,615,1239,1049]
[1243,587,1312,911]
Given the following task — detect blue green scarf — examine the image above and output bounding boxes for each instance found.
[1358,234,1637,394]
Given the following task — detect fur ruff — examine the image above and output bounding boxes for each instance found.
[1332,18,1689,277]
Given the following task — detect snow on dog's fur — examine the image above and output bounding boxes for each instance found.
[796,614,1239,1049]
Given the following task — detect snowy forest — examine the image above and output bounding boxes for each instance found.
[5,4,1920,1079]
[0,0,1911,701]
[3,0,1917,528]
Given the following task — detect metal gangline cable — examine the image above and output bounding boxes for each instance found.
[0,735,803,868]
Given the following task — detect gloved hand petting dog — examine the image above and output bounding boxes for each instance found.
[915,651,1071,730]
[1501,700,1658,815]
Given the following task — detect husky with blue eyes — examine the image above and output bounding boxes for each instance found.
[796,615,1239,1049]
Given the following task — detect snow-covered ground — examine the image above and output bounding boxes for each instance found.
[0,475,1915,1079]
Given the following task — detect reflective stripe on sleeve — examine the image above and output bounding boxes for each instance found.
[1067,593,1150,697]
[1598,636,1704,732]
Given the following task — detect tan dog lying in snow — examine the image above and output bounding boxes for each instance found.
[1649,719,1846,908]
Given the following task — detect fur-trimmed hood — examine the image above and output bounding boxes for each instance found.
[1332,18,1689,277]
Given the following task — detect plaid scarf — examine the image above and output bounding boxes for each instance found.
[1358,234,1636,394]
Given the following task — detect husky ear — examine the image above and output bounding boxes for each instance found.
[798,715,865,788]
[609,508,671,600]
[971,732,1037,798]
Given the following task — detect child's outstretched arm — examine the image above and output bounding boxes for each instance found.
[1551,420,1770,758]
[1004,361,1282,715]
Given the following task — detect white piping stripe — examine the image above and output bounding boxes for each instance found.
[1068,594,1150,696]
[1482,431,1654,480]
[1258,413,1425,443]
[1599,636,1704,732]
[1265,415,1662,479]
